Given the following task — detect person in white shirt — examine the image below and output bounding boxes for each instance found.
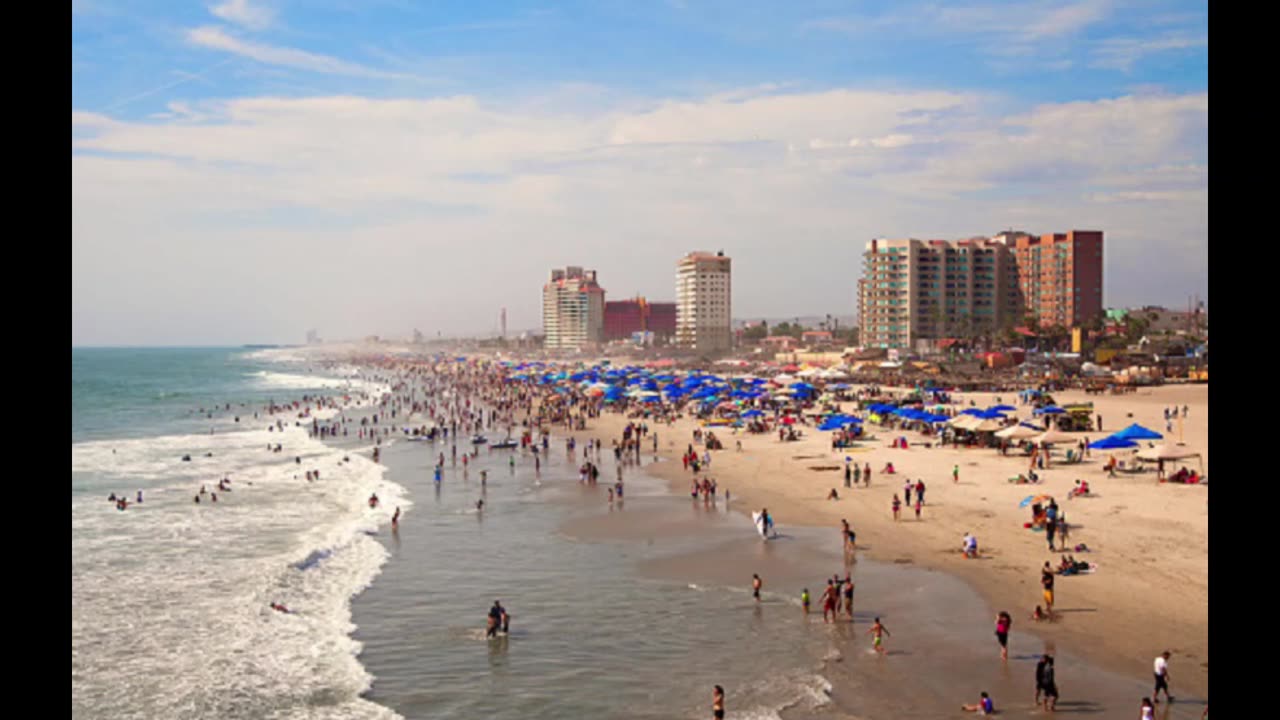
[1153,651,1173,703]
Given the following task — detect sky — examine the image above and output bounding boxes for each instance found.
[72,0,1208,345]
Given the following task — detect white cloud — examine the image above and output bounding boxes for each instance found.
[1091,32,1208,71]
[186,26,410,79]
[210,0,275,31]
[71,87,1207,343]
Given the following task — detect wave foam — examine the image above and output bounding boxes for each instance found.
[72,420,409,719]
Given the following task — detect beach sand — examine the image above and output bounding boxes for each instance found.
[588,383,1209,699]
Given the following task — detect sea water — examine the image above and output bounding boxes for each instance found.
[71,348,404,719]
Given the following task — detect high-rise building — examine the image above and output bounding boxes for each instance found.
[858,230,1101,350]
[1003,230,1104,329]
[858,238,1016,350]
[675,251,732,352]
[542,266,605,350]
[604,297,678,340]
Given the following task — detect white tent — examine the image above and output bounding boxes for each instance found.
[773,374,797,385]
[996,424,1040,440]
[1034,429,1077,444]
[971,418,1005,432]
[1136,444,1202,461]
[948,414,981,430]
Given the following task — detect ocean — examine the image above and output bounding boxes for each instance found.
[72,349,1195,719]
[71,347,403,719]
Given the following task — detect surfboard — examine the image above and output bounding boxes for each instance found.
[751,512,770,539]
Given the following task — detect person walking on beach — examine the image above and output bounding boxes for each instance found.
[995,611,1011,660]
[867,617,890,654]
[843,573,854,618]
[853,462,862,486]
[1035,655,1049,706]
[1041,563,1056,615]
[914,498,922,520]
[801,588,810,615]
[892,494,901,520]
[712,685,725,720]
[903,479,912,505]
[864,463,871,487]
[844,463,852,488]
[915,479,925,505]
[1141,697,1155,720]
[953,464,960,483]
[752,574,763,602]
[1153,651,1173,704]
[391,507,400,530]
[1041,655,1059,711]
[821,580,838,623]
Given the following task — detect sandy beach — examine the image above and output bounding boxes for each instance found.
[587,382,1209,699]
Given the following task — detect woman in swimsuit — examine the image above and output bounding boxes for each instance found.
[994,611,1011,660]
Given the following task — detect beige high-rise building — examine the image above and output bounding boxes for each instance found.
[542,266,605,350]
[675,251,732,353]
[858,238,1019,350]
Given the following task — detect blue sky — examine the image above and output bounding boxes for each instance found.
[72,1,1208,344]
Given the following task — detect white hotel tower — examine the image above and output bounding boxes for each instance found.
[675,251,732,353]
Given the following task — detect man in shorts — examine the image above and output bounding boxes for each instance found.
[1153,651,1173,703]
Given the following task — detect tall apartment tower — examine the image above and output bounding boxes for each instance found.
[675,251,732,352]
[542,266,605,350]
[1004,230,1104,329]
[859,230,1104,350]
[858,238,1019,350]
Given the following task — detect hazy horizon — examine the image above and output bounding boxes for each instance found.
[73,1,1207,346]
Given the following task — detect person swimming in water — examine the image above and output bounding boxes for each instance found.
[270,602,291,613]
[391,506,400,529]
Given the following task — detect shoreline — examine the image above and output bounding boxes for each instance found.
[581,382,1209,701]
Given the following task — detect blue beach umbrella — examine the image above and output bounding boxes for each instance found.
[1033,406,1066,416]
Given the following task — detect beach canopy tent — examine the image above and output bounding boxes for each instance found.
[1089,436,1139,450]
[1136,443,1204,475]
[1033,428,1076,444]
[948,414,982,430]
[995,423,1041,440]
[1135,444,1201,461]
[1113,424,1164,440]
[1033,406,1066,416]
[970,418,1006,432]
